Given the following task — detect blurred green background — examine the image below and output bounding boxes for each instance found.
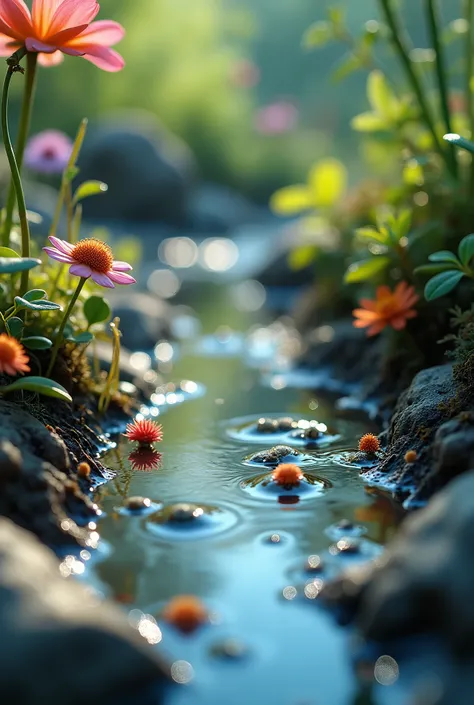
[10,0,462,203]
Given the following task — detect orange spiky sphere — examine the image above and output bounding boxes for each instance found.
[162,595,208,634]
[358,433,380,454]
[77,462,91,478]
[404,450,417,464]
[272,463,304,487]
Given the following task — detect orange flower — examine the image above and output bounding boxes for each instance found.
[0,334,30,376]
[0,0,125,72]
[353,282,419,337]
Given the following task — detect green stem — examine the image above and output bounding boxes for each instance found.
[1,50,32,295]
[466,0,474,195]
[378,0,454,176]
[66,182,73,242]
[46,277,86,377]
[425,0,457,177]
[2,52,37,247]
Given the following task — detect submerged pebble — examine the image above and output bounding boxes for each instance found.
[117,496,161,516]
[325,519,368,541]
[144,502,238,539]
[244,444,315,468]
[227,415,340,447]
[210,639,249,661]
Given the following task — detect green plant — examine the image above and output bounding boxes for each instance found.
[416,234,474,300]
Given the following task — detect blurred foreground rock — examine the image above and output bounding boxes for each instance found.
[322,472,474,704]
[78,113,195,224]
[0,518,171,705]
[108,291,172,352]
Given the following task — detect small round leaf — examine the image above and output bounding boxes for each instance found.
[424,270,464,300]
[22,336,53,350]
[83,295,111,326]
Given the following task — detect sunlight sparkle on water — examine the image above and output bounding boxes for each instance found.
[159,237,199,268]
[200,238,239,272]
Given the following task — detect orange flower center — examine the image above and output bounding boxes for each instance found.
[376,295,398,318]
[0,335,23,365]
[71,238,113,274]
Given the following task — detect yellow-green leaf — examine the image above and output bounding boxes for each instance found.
[351,111,388,132]
[344,256,391,283]
[270,186,313,216]
[288,246,318,271]
[403,160,424,186]
[302,21,332,49]
[367,70,400,119]
[308,158,347,208]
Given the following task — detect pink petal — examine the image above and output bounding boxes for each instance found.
[0,0,32,40]
[49,235,74,254]
[82,45,124,72]
[32,0,62,36]
[0,32,19,54]
[60,44,85,56]
[68,19,124,47]
[112,260,133,272]
[26,37,57,52]
[48,0,98,36]
[69,263,92,278]
[108,270,136,285]
[38,49,63,66]
[43,247,74,263]
[91,271,114,288]
[47,23,89,45]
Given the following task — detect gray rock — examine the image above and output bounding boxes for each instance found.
[246,445,301,466]
[186,183,263,233]
[78,113,195,224]
[0,518,171,705]
[321,472,474,704]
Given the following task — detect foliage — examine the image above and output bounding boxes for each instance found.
[416,234,474,300]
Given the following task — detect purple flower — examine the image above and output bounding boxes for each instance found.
[24,130,73,174]
[254,101,299,135]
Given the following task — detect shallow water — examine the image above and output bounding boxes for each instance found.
[85,323,411,705]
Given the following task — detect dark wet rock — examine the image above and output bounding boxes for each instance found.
[362,364,474,505]
[210,638,249,661]
[330,538,361,555]
[276,417,298,431]
[78,113,195,224]
[0,399,110,546]
[321,472,474,663]
[246,445,300,465]
[0,518,171,704]
[256,417,279,433]
[168,503,201,523]
[124,497,152,512]
[108,292,172,352]
[186,183,263,233]
[304,426,320,441]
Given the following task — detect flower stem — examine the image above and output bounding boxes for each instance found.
[378,0,454,177]
[46,276,86,377]
[465,0,474,195]
[1,52,37,247]
[425,0,457,177]
[1,50,32,295]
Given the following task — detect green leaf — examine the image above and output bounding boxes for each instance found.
[428,250,460,265]
[73,180,108,206]
[6,317,23,338]
[443,133,474,153]
[0,376,72,402]
[288,246,318,271]
[66,331,94,344]
[0,257,41,274]
[0,247,19,258]
[302,21,332,49]
[22,289,47,302]
[22,336,53,350]
[83,295,111,326]
[350,111,388,132]
[414,263,457,276]
[425,270,465,300]
[354,227,389,244]
[458,233,474,267]
[367,70,400,119]
[64,165,80,183]
[396,209,412,240]
[344,256,391,283]
[14,296,62,312]
[332,53,362,82]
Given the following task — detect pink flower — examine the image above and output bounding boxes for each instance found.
[25,129,73,174]
[254,101,298,135]
[0,0,125,72]
[44,236,136,288]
